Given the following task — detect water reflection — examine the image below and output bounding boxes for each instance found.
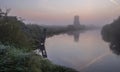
[46,30,118,72]
[36,30,83,57]
[67,31,84,42]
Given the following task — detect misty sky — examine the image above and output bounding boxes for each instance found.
[0,0,120,25]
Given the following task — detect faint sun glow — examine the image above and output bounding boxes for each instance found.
[110,0,119,5]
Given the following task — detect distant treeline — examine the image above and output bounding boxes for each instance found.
[0,14,80,49]
[0,12,86,49]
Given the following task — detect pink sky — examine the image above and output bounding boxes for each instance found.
[1,0,120,25]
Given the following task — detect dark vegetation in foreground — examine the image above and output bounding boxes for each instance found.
[0,44,77,72]
[0,9,78,72]
[101,17,120,55]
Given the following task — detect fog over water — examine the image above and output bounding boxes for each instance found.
[46,29,120,72]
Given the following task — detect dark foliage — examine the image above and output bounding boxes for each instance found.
[0,44,78,72]
[0,9,78,72]
[0,15,31,48]
[101,16,120,55]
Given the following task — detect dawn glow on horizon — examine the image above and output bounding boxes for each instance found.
[1,0,120,25]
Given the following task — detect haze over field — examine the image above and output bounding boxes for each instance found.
[1,0,120,25]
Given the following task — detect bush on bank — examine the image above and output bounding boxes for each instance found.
[0,44,77,72]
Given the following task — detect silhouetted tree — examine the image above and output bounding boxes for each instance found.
[0,9,31,48]
[101,16,120,55]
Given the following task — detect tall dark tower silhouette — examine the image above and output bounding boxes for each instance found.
[74,15,80,27]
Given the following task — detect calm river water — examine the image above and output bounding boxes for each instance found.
[46,29,120,72]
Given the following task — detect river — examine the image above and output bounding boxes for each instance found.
[45,29,120,72]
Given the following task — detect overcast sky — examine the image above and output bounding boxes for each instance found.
[1,0,120,26]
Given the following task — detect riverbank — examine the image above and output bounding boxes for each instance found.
[0,11,78,72]
[0,44,78,72]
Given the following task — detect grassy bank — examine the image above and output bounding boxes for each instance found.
[0,44,78,72]
[0,11,78,72]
